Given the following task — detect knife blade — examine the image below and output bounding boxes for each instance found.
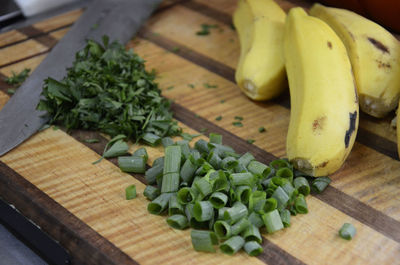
[0,0,162,156]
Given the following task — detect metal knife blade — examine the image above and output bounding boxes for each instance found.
[0,0,162,156]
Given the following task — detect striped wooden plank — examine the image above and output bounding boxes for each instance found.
[0,1,400,264]
[0,30,27,48]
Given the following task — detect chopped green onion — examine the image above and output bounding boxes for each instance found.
[247,161,271,178]
[209,192,228,209]
[272,186,290,211]
[312,176,331,193]
[191,230,218,253]
[143,185,160,201]
[162,137,174,148]
[180,158,197,184]
[118,156,146,173]
[161,172,180,193]
[207,151,222,169]
[84,138,100,143]
[218,207,229,220]
[238,152,255,167]
[220,157,238,170]
[294,177,310,196]
[234,116,243,121]
[249,190,266,212]
[193,201,214,221]
[241,224,262,243]
[104,139,129,158]
[193,178,213,199]
[177,187,197,205]
[248,212,264,228]
[194,139,209,154]
[262,209,284,233]
[215,116,222,121]
[244,241,263,256]
[246,139,255,144]
[269,159,291,170]
[145,165,163,185]
[220,236,245,255]
[153,156,164,167]
[212,171,229,192]
[224,202,248,225]
[169,194,184,215]
[167,214,188,230]
[213,220,232,239]
[282,182,297,199]
[142,132,161,146]
[148,193,173,215]
[258,127,266,133]
[279,209,291,227]
[234,163,248,173]
[229,172,255,187]
[163,145,182,174]
[294,194,308,214]
[263,197,278,213]
[276,167,293,183]
[133,147,148,162]
[235,185,252,204]
[177,140,191,159]
[125,185,137,200]
[232,121,243,127]
[209,133,222,144]
[195,162,213,176]
[339,223,356,240]
[231,217,250,235]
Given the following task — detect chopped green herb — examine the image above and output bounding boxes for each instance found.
[215,116,222,121]
[203,83,218,89]
[339,223,356,240]
[7,88,16,95]
[196,23,218,36]
[258,127,266,133]
[5,68,30,87]
[52,126,59,131]
[188,84,195,88]
[232,121,243,127]
[220,99,226,103]
[125,185,137,200]
[234,116,243,121]
[37,37,180,143]
[39,124,51,131]
[181,132,201,141]
[84,138,100,143]
[247,139,255,144]
[172,47,180,53]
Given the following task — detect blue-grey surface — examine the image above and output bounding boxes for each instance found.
[0,223,48,265]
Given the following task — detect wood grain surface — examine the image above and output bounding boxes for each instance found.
[0,0,400,264]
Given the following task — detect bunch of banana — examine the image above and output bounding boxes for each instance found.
[283,8,359,176]
[310,3,400,118]
[233,0,286,100]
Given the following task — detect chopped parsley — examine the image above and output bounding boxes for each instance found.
[258,127,266,133]
[247,139,255,144]
[196,24,218,36]
[203,83,218,88]
[5,68,30,87]
[232,121,243,127]
[234,116,243,121]
[215,116,222,121]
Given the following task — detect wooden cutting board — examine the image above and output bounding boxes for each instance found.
[0,0,399,264]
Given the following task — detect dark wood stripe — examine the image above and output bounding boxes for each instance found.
[181,1,233,26]
[0,50,49,69]
[171,102,400,244]
[34,33,58,49]
[0,161,139,265]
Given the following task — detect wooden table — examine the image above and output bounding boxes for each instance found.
[0,0,399,264]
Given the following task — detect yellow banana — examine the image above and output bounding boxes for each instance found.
[284,8,359,177]
[233,0,286,100]
[310,3,400,118]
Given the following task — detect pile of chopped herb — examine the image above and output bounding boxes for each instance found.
[37,37,180,142]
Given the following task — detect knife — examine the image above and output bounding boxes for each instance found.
[0,0,162,156]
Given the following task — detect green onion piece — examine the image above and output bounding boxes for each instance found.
[209,133,222,144]
[148,193,173,215]
[180,157,197,184]
[209,192,228,209]
[244,241,263,256]
[177,187,197,205]
[145,165,163,185]
[220,236,245,255]
[279,209,291,227]
[238,152,255,167]
[103,139,129,158]
[195,162,214,176]
[84,138,100,143]
[220,157,239,170]
[195,139,209,154]
[248,212,264,228]
[218,207,229,220]
[212,170,229,192]
[339,223,356,240]
[143,185,160,201]
[231,217,250,235]
[241,224,262,243]
[249,190,266,212]
[230,172,255,187]
[162,137,174,148]
[194,178,213,199]
[247,161,271,178]
[294,177,310,196]
[224,202,248,225]
[207,151,222,169]
[235,185,252,204]
[133,147,148,162]
[163,145,182,174]
[289,204,298,216]
[208,143,235,157]
[276,167,294,183]
[191,230,218,253]
[169,194,184,215]
[234,163,248,173]
[312,176,331,193]
[142,132,161,146]
[153,156,164,167]
[263,197,278,213]
[193,201,214,221]
[213,220,232,239]
[294,194,308,214]
[282,182,297,199]
[161,172,180,193]
[269,159,291,170]
[177,140,191,159]
[167,214,188,230]
[258,127,266,133]
[220,151,241,159]
[262,209,284,233]
[118,156,146,173]
[125,185,137,200]
[191,149,201,161]
[272,186,290,211]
